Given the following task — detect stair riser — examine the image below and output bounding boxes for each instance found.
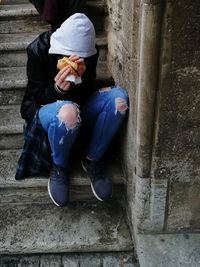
[0,134,23,150]
[0,46,107,68]
[0,106,23,135]
[0,149,124,203]
[0,202,132,255]
[3,0,29,3]
[0,252,138,267]
[0,63,111,109]
[0,150,20,179]
[3,0,101,4]
[0,185,124,204]
[0,148,124,178]
[0,17,48,34]
[0,13,105,35]
[0,75,113,107]
[0,76,112,108]
[0,51,27,68]
[0,90,24,106]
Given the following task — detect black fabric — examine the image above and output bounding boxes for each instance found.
[29,0,87,27]
[21,30,99,123]
[15,111,52,180]
[29,0,44,14]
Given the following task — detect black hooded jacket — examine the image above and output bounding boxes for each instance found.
[21,30,99,123]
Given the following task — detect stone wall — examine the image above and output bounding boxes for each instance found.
[106,0,200,234]
[106,0,140,236]
[151,0,200,231]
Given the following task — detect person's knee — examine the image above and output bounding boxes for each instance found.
[109,86,129,115]
[115,97,129,115]
[57,103,81,129]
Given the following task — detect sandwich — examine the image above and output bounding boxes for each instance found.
[57,57,82,85]
[57,56,78,71]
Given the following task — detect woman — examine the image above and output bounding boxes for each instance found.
[16,13,129,207]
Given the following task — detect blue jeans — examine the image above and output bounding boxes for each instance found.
[38,86,129,168]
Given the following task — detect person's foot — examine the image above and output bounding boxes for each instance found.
[48,165,69,207]
[81,157,112,201]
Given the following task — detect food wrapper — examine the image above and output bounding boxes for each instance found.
[65,75,82,85]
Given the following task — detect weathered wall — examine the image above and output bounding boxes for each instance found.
[106,0,140,236]
[107,0,200,235]
[151,0,200,231]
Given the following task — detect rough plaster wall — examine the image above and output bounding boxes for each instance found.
[152,0,200,230]
[107,0,200,233]
[106,0,140,235]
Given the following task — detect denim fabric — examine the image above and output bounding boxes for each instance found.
[38,86,129,167]
[39,100,81,168]
[81,86,129,160]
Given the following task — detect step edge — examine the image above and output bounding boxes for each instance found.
[0,1,106,18]
[0,5,38,18]
[0,63,112,90]
[0,246,134,256]
[1,174,125,188]
[0,34,107,50]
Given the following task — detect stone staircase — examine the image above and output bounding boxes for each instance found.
[0,0,136,265]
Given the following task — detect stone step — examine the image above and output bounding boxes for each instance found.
[0,3,38,17]
[0,67,26,106]
[0,105,23,135]
[3,0,103,4]
[0,4,48,34]
[0,201,133,254]
[3,0,30,5]
[3,0,29,3]
[0,2,106,34]
[0,63,113,106]
[0,252,138,267]
[85,1,107,33]
[0,32,108,67]
[0,149,125,204]
[0,2,105,17]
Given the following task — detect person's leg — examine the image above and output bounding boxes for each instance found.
[39,100,81,207]
[81,85,129,160]
[81,85,129,201]
[39,100,81,168]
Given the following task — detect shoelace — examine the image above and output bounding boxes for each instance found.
[50,166,67,184]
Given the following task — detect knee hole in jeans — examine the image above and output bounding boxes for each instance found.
[57,103,81,130]
[115,97,128,115]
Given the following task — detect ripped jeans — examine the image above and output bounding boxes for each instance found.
[38,86,129,168]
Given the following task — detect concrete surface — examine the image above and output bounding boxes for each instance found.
[0,252,138,267]
[137,233,200,267]
[0,201,133,254]
[0,149,124,203]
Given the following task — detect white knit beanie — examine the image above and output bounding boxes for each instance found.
[49,13,97,58]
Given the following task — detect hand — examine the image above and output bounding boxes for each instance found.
[54,65,71,91]
[69,55,86,77]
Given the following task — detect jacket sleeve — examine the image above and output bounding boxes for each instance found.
[26,45,70,106]
[21,41,99,122]
[67,50,99,106]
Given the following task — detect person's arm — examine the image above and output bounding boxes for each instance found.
[66,50,99,106]
[26,45,72,106]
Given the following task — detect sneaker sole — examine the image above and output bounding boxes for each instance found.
[48,179,61,207]
[81,160,104,202]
